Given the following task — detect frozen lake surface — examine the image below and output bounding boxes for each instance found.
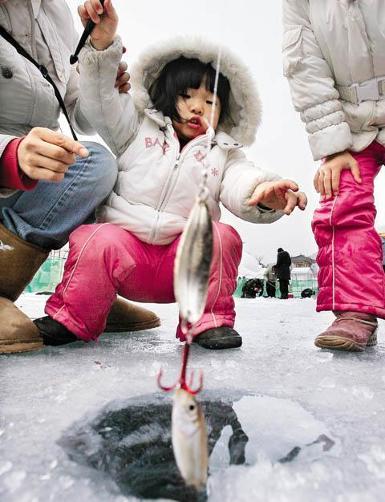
[1,295,385,501]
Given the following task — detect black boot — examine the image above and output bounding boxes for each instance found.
[34,316,79,346]
[194,327,242,350]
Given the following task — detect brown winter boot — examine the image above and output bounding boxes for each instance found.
[314,311,378,352]
[104,297,161,332]
[0,298,43,353]
[0,224,48,353]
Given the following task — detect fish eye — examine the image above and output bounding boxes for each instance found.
[189,404,195,411]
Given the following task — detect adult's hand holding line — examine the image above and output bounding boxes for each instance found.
[17,127,89,183]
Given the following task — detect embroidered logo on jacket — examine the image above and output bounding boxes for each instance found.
[145,137,169,155]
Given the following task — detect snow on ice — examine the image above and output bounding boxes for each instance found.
[1,294,385,501]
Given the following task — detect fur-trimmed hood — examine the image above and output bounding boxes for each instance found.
[130,36,262,146]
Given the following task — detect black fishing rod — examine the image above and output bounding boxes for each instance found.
[70,0,105,64]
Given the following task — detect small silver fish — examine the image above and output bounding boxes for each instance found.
[174,198,213,327]
[172,388,208,489]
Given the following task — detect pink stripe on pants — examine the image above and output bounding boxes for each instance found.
[45,222,242,341]
[312,141,385,319]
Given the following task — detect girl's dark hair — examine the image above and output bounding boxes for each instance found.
[149,56,231,124]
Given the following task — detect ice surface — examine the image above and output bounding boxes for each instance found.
[1,295,385,501]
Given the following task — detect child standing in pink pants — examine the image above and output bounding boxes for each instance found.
[34,0,307,349]
[283,0,385,351]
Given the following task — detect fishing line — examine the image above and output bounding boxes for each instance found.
[159,47,223,393]
[198,48,222,201]
[209,49,222,131]
[182,48,222,345]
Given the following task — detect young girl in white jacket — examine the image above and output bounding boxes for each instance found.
[34,0,306,350]
[283,0,385,352]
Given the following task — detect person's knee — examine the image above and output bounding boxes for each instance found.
[214,223,242,261]
[70,223,127,261]
[69,224,101,252]
[80,142,118,200]
[214,223,242,249]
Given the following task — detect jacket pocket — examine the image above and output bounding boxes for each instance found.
[282,26,303,78]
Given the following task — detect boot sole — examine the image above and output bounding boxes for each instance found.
[0,339,43,354]
[314,329,378,352]
[104,317,161,333]
[194,336,243,350]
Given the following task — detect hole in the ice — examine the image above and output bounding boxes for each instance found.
[59,391,335,502]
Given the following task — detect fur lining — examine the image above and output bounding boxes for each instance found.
[130,36,262,146]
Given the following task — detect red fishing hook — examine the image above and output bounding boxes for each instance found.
[157,342,203,395]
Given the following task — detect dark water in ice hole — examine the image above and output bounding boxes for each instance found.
[59,390,335,502]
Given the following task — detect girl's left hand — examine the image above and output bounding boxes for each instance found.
[247,179,307,215]
[78,0,118,51]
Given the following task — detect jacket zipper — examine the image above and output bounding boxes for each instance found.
[148,155,180,242]
[148,132,210,242]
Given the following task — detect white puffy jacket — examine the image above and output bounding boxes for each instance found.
[78,36,283,245]
[283,0,385,161]
[0,0,92,197]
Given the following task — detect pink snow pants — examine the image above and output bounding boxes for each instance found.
[45,222,242,342]
[312,141,385,319]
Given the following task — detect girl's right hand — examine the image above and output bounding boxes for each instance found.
[17,128,89,182]
[78,0,118,51]
[247,179,307,215]
[313,151,361,198]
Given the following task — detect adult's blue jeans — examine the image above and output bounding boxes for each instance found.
[0,142,117,249]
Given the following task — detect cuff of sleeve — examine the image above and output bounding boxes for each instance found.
[0,138,37,191]
[257,203,275,213]
[80,36,123,67]
[308,122,353,161]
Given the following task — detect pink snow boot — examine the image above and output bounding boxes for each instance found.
[314,311,378,352]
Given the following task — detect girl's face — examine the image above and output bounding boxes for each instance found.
[172,84,221,143]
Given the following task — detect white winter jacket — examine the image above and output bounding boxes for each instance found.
[78,36,283,245]
[0,0,92,197]
[283,0,385,161]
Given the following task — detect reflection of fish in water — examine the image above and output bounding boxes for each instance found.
[172,389,208,490]
[174,198,213,333]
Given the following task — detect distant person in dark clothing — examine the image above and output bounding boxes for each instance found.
[264,265,277,298]
[241,279,264,298]
[275,248,291,299]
